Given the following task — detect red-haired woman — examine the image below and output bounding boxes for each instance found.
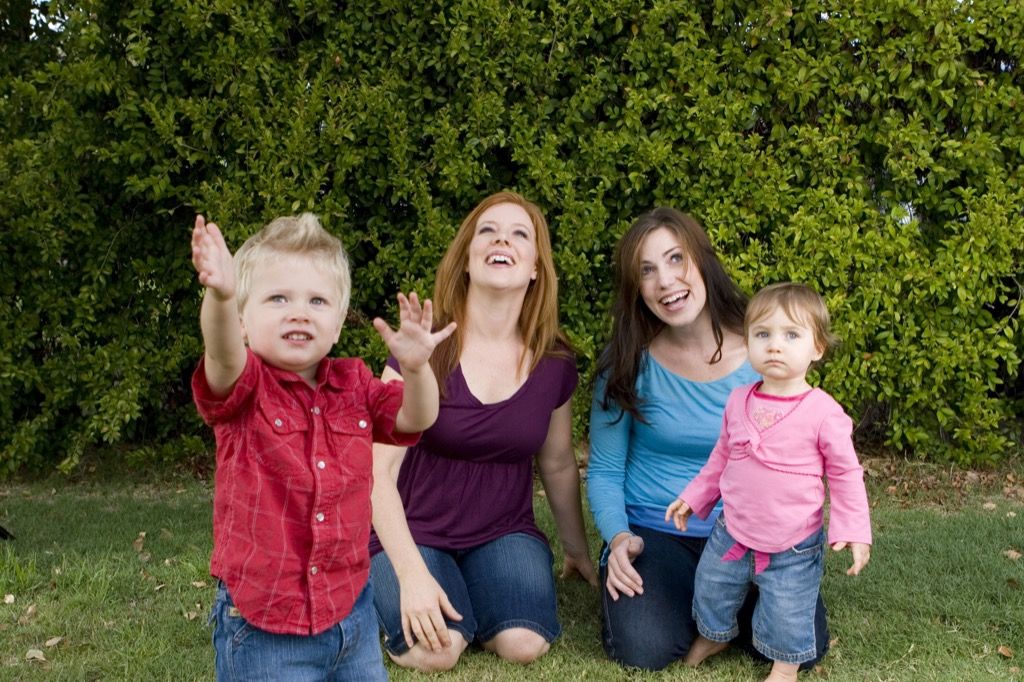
[369,192,597,672]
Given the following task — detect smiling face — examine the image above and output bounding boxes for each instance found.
[239,253,344,385]
[637,227,708,330]
[746,306,824,395]
[465,202,538,292]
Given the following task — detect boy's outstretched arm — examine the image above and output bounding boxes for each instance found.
[373,292,456,433]
[191,215,246,397]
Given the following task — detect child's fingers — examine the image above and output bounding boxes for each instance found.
[849,544,871,575]
[372,317,394,344]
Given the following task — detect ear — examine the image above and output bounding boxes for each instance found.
[531,265,538,281]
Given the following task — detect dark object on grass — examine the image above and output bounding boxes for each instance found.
[0,524,13,540]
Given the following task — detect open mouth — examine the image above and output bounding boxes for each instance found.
[660,291,689,306]
[283,332,313,341]
[486,253,515,265]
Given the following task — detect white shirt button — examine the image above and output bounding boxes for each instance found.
[273,418,283,427]
[358,419,368,429]
[316,512,325,522]
[310,566,318,575]
[317,460,325,469]
[312,406,321,415]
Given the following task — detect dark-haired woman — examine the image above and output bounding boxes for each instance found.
[587,208,829,671]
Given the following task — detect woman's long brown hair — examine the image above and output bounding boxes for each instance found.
[595,208,746,421]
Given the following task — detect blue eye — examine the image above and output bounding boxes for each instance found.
[787,331,800,340]
[640,264,655,277]
[269,294,286,304]
[311,297,327,306]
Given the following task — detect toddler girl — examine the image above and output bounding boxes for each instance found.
[666,282,871,682]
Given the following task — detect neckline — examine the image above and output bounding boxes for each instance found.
[744,382,814,434]
[455,361,535,407]
[646,350,752,385]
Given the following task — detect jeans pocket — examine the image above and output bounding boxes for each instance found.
[789,527,825,556]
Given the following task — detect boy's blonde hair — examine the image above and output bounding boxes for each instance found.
[234,213,351,319]
[745,282,837,355]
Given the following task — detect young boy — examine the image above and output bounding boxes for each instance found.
[190,213,455,681]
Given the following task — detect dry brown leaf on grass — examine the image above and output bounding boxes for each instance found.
[1002,549,1022,561]
[982,502,997,511]
[25,648,45,662]
[44,637,62,648]
[132,531,146,553]
[184,602,203,621]
[191,580,208,588]
[3,594,13,604]
[998,645,1014,658]
[18,603,37,625]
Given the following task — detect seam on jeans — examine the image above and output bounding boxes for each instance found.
[476,618,560,645]
[752,635,817,664]
[382,621,476,657]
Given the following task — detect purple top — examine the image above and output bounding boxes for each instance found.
[369,352,578,554]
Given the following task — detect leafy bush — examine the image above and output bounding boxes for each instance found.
[1,0,1021,471]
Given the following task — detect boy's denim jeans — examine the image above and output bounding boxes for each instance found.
[210,579,387,681]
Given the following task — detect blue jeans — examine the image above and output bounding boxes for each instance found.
[370,532,560,655]
[210,580,387,681]
[694,518,825,664]
[599,523,830,671]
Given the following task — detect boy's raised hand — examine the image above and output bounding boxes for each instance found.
[191,215,236,300]
[831,541,871,576]
[664,498,693,532]
[373,293,456,371]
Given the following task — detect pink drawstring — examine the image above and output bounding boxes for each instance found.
[721,541,771,574]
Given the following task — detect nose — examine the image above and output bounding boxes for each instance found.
[287,302,311,321]
[490,227,510,244]
[657,266,675,288]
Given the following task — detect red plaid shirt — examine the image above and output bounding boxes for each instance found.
[193,349,418,635]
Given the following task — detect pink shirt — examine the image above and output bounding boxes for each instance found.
[193,349,418,635]
[680,382,871,553]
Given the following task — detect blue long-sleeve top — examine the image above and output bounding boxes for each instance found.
[587,352,759,543]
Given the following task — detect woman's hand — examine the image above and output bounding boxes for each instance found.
[398,568,463,653]
[561,550,599,588]
[604,531,645,600]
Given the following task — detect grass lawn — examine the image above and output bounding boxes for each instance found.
[1,457,1021,681]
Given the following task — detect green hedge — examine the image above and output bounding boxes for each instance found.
[1,0,1021,472]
